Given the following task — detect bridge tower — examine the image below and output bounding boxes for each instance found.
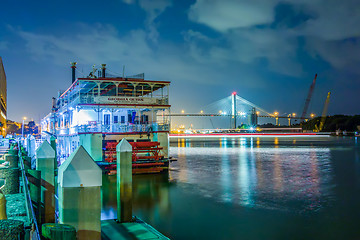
[250,107,258,127]
[231,92,236,129]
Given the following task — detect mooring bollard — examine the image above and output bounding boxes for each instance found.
[58,146,102,240]
[0,219,24,240]
[28,136,36,169]
[0,168,19,194]
[0,179,7,220]
[36,141,55,223]
[116,138,133,222]
[5,154,19,168]
[7,149,18,156]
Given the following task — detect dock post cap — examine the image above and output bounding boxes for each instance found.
[36,141,55,159]
[58,146,102,188]
[116,139,132,152]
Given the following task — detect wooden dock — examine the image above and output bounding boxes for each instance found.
[101,217,170,240]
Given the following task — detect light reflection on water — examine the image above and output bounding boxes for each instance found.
[102,137,360,239]
[170,137,333,213]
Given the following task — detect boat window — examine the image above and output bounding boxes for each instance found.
[121,116,125,124]
[114,116,118,124]
[118,82,134,97]
[100,82,116,96]
[80,81,98,100]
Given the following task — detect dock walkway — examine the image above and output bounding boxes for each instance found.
[101,218,170,240]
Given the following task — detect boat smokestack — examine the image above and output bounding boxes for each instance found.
[70,62,77,83]
[101,64,106,78]
[52,97,56,113]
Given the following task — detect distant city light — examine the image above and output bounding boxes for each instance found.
[200,110,203,114]
[292,113,296,117]
[181,110,185,114]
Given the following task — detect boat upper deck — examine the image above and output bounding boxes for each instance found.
[56,77,170,112]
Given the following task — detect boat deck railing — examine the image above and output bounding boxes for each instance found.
[56,122,169,135]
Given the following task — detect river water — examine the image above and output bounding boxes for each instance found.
[102,136,360,240]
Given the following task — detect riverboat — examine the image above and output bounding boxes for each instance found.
[41,63,171,173]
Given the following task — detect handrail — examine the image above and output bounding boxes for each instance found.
[18,148,41,239]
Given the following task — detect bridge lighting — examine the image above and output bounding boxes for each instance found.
[200,110,203,114]
[219,110,222,114]
[256,111,260,115]
[181,110,185,114]
[232,92,237,95]
[274,112,279,116]
[292,113,296,117]
[223,111,227,115]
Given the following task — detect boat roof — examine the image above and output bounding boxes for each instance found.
[60,77,170,99]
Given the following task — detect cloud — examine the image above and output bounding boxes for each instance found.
[187,0,360,76]
[189,0,280,32]
[14,23,265,89]
[188,0,360,40]
[122,0,172,41]
[292,0,360,41]
[122,0,135,4]
[307,37,360,74]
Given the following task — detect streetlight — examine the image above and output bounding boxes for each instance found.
[22,117,26,138]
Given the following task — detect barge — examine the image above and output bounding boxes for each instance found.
[41,63,171,173]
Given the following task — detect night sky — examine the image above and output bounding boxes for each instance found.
[1,0,360,125]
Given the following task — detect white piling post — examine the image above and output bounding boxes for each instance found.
[36,140,55,223]
[116,139,133,222]
[58,146,102,240]
[28,135,36,168]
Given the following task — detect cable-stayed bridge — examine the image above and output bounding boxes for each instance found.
[168,92,309,128]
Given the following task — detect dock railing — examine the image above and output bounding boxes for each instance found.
[18,144,41,239]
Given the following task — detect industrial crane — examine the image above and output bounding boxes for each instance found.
[301,74,317,120]
[315,92,331,132]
